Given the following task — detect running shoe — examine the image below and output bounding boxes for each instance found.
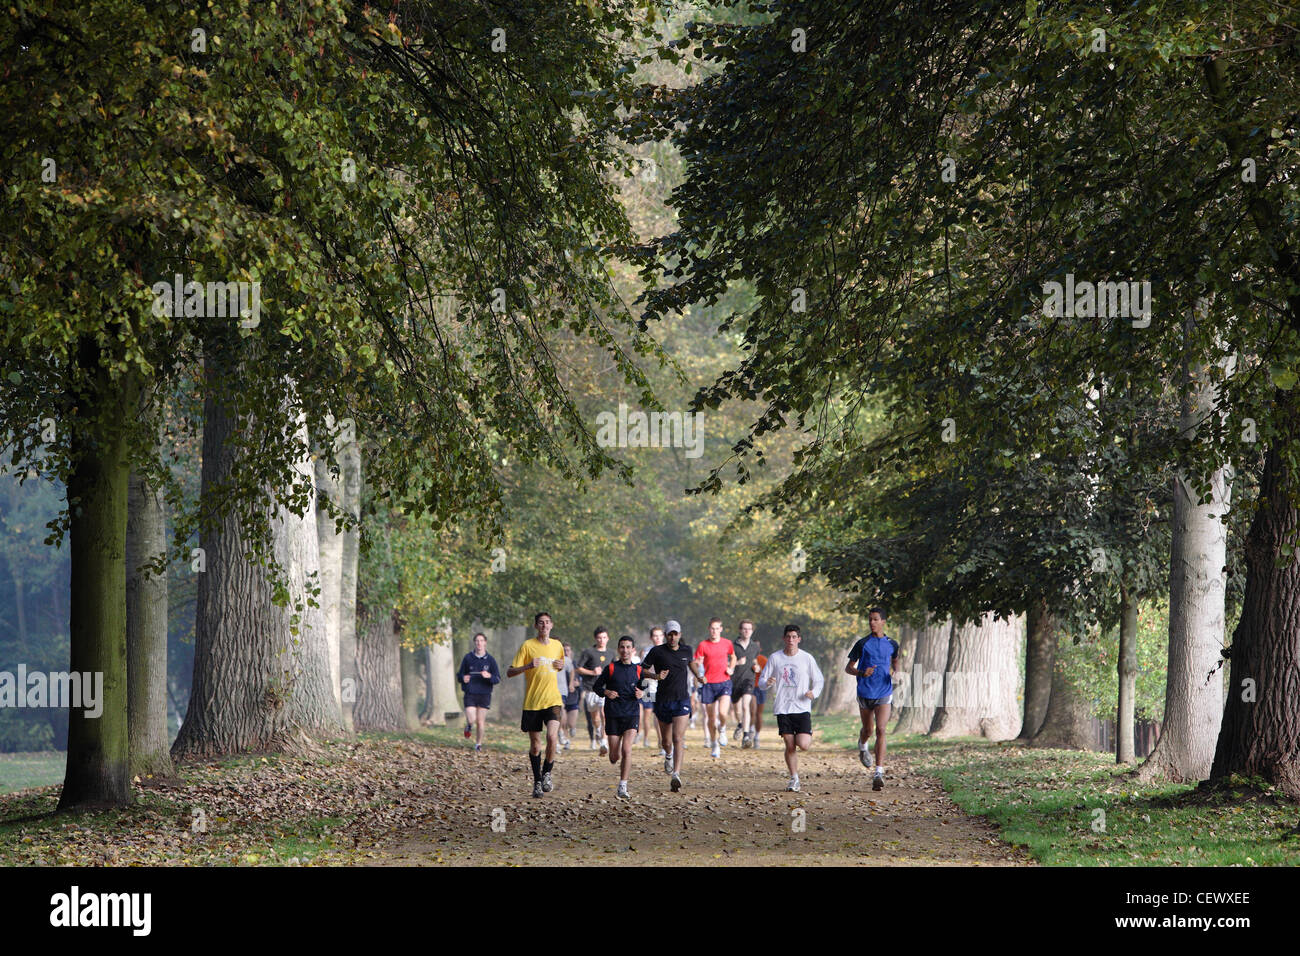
[719,732,727,747]
[542,771,554,793]
[752,736,760,749]
[474,743,482,754]
[563,738,571,752]
[616,782,630,800]
[463,722,471,738]
[664,752,674,774]
[787,776,800,792]
[599,740,609,756]
[741,732,752,749]
[670,773,682,792]
[711,742,721,759]
[590,738,599,751]
[532,781,544,798]
[733,724,742,741]
[859,749,872,769]
[872,769,884,791]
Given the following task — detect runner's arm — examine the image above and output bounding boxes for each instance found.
[506,658,541,678]
[809,657,825,699]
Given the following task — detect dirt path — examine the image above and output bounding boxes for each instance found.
[382,727,1033,866]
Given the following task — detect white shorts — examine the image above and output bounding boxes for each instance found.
[584,691,606,710]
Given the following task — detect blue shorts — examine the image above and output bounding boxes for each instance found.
[464,693,491,710]
[640,696,655,709]
[754,687,766,705]
[700,680,732,704]
[654,699,691,723]
[563,693,580,712]
[858,695,892,710]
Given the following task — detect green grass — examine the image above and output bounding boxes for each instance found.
[0,752,65,794]
[815,712,1300,866]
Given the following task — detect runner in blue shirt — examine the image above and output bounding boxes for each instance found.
[458,632,501,752]
[845,608,898,790]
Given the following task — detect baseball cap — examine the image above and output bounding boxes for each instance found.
[664,620,681,635]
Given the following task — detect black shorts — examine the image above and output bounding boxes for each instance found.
[606,712,640,737]
[520,705,563,732]
[777,712,812,737]
[731,679,755,699]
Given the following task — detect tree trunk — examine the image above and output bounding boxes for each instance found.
[1210,416,1300,795]
[929,612,1022,740]
[338,440,361,734]
[59,363,134,811]
[894,616,950,734]
[126,466,172,778]
[400,646,422,730]
[280,430,336,738]
[355,605,404,731]
[1137,318,1231,783]
[1017,598,1057,741]
[1031,650,1095,750]
[172,372,336,759]
[428,638,459,724]
[1203,54,1300,797]
[12,559,26,649]
[819,650,860,715]
[315,458,344,724]
[1116,585,1138,764]
[420,644,437,721]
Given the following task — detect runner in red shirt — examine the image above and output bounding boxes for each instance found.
[691,618,736,759]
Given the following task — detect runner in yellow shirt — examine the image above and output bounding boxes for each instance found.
[507,611,566,798]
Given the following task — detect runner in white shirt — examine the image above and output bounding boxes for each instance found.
[758,624,825,792]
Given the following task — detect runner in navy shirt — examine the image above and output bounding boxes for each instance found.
[458,633,501,752]
[592,636,645,798]
[845,608,899,789]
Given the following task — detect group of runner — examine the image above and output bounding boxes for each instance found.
[460,608,900,799]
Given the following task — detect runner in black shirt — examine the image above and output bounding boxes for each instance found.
[642,620,693,791]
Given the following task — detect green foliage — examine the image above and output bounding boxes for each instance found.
[1058,602,1172,721]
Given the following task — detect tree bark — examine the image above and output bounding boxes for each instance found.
[400,646,422,730]
[819,650,860,715]
[59,360,134,811]
[1138,316,1231,783]
[428,637,459,724]
[1209,414,1300,795]
[1017,598,1057,741]
[929,612,1022,740]
[315,458,344,724]
[894,616,950,734]
[1031,650,1095,750]
[126,465,172,778]
[172,371,337,759]
[1116,585,1138,764]
[338,440,361,734]
[354,604,404,731]
[420,644,437,721]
